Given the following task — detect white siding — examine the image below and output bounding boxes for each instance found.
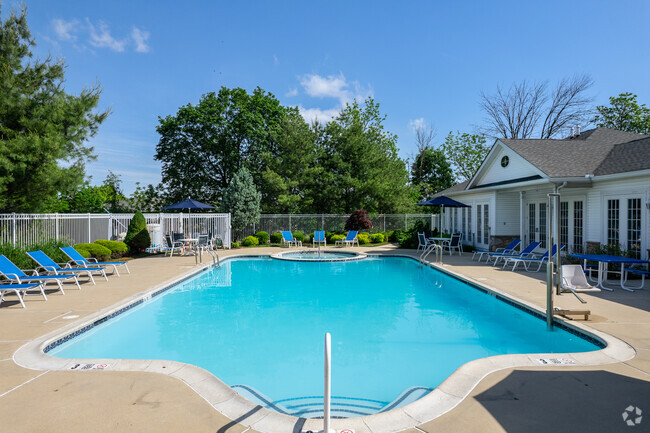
[474,144,540,186]
[495,192,520,236]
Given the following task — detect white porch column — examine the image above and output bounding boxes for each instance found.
[520,191,526,252]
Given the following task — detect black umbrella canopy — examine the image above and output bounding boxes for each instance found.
[162,198,215,211]
[416,195,469,207]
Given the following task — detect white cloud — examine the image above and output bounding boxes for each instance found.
[86,19,126,52]
[131,27,150,53]
[296,73,373,124]
[409,118,426,133]
[298,105,341,124]
[285,87,298,97]
[52,18,79,41]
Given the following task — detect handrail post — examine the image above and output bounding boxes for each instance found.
[324,332,332,433]
[12,212,16,247]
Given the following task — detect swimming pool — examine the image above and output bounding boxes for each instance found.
[50,256,601,418]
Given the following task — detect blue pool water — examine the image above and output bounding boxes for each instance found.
[51,256,599,417]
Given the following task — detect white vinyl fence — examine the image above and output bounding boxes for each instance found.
[239,213,440,239]
[0,213,231,249]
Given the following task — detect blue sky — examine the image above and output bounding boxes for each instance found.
[16,0,650,193]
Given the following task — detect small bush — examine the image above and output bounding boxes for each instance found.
[94,239,128,258]
[232,241,240,248]
[371,233,385,243]
[1,239,70,269]
[124,211,151,253]
[331,234,345,243]
[74,248,91,259]
[345,210,373,231]
[254,231,269,245]
[270,232,283,244]
[357,233,371,245]
[242,236,259,247]
[390,229,407,243]
[293,232,305,242]
[74,243,112,261]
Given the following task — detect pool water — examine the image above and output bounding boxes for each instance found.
[51,257,599,417]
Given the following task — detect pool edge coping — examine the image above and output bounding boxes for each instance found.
[12,253,637,433]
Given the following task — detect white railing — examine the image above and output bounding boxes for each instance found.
[0,213,231,249]
[242,213,440,238]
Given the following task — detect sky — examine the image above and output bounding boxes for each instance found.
[13,0,650,194]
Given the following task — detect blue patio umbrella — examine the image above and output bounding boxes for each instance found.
[162,198,215,234]
[416,195,469,233]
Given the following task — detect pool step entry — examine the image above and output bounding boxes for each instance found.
[231,385,432,418]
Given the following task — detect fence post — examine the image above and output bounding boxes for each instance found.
[289,214,292,232]
[108,214,111,240]
[12,212,16,247]
[405,214,408,231]
[88,213,91,242]
[322,214,325,231]
[55,213,60,241]
[431,214,434,230]
[383,214,386,232]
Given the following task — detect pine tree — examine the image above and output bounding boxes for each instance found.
[0,5,108,212]
[221,167,261,241]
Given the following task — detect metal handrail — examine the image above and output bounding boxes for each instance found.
[420,243,442,265]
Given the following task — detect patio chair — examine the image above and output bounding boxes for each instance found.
[26,251,108,285]
[60,247,130,277]
[502,245,563,272]
[164,235,185,257]
[282,231,302,248]
[0,282,47,308]
[196,233,213,254]
[561,264,601,293]
[335,231,359,248]
[441,233,462,256]
[488,241,541,266]
[417,232,434,252]
[313,230,326,248]
[472,239,521,261]
[0,254,80,293]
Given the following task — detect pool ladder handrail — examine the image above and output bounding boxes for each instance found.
[419,243,442,265]
[194,245,220,267]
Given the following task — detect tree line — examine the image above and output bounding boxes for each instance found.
[2,5,650,214]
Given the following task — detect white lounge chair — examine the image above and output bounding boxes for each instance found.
[335,231,359,247]
[561,264,601,293]
[282,231,302,248]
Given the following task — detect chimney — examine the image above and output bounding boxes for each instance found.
[571,126,575,137]
[577,125,581,135]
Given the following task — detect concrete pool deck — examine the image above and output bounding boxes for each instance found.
[1,246,649,432]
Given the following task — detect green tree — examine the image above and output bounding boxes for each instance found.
[155,87,288,206]
[221,167,260,241]
[127,182,167,212]
[308,99,414,213]
[411,147,454,200]
[441,132,491,182]
[259,109,317,213]
[592,92,650,135]
[0,5,108,212]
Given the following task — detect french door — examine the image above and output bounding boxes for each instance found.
[606,196,643,258]
[476,203,490,249]
[527,202,547,248]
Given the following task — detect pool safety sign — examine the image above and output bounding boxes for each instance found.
[68,363,109,370]
[535,358,576,365]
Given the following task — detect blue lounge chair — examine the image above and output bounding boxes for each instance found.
[503,245,563,272]
[0,282,46,308]
[472,239,521,261]
[313,231,326,248]
[488,241,541,266]
[26,251,108,285]
[0,254,79,293]
[60,247,130,277]
[335,231,359,247]
[281,231,302,248]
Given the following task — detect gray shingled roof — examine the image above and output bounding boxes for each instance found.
[436,180,469,196]
[500,127,649,177]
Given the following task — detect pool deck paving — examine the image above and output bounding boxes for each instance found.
[0,245,648,433]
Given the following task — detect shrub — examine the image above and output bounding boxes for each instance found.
[0,239,69,269]
[270,232,283,244]
[330,234,345,243]
[94,239,128,258]
[345,210,373,231]
[357,233,371,245]
[74,243,112,261]
[74,248,91,259]
[242,236,259,247]
[124,211,151,253]
[398,220,430,249]
[232,241,240,248]
[389,229,407,243]
[254,231,269,245]
[293,232,305,242]
[371,233,385,243]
